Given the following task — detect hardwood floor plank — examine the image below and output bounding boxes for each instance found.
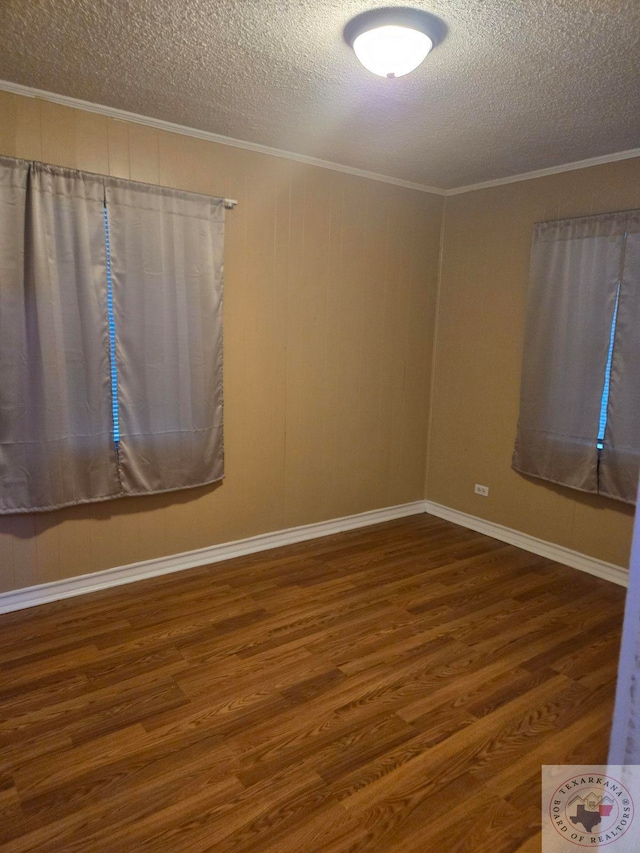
[387,783,534,853]
[0,515,625,851]
[248,802,360,853]
[9,739,239,849]
[513,834,543,853]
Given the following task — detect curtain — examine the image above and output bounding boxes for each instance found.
[0,158,119,513]
[0,157,225,513]
[513,210,639,503]
[105,179,225,496]
[600,217,640,502]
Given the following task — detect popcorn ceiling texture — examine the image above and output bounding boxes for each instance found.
[1,0,638,189]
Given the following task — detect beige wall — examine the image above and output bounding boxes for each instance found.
[1,90,637,594]
[0,91,443,593]
[427,158,640,568]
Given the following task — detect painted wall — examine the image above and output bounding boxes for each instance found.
[0,91,443,593]
[426,159,640,568]
[0,89,637,594]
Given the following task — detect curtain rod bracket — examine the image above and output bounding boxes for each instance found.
[224,199,238,210]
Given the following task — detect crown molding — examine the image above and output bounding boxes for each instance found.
[0,79,445,196]
[445,147,640,195]
[1,79,638,198]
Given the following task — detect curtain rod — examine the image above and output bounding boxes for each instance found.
[535,205,639,227]
[1,154,240,211]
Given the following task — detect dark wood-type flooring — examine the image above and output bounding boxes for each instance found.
[0,514,626,852]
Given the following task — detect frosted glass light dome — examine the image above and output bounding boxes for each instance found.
[344,8,444,80]
[353,25,433,78]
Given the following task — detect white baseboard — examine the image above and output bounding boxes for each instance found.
[0,497,627,614]
[0,501,425,614]
[424,500,629,587]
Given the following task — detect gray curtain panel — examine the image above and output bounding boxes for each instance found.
[0,157,225,513]
[0,158,119,513]
[513,210,639,503]
[104,179,225,497]
[600,218,640,502]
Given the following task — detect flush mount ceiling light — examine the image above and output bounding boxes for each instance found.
[344,7,445,79]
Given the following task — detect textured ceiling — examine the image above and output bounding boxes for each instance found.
[1,0,639,189]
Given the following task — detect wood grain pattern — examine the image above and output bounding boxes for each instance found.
[0,515,624,851]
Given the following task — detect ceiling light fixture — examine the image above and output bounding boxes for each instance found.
[344,7,445,79]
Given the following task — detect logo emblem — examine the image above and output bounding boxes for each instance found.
[549,773,634,847]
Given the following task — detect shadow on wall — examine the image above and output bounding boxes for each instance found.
[516,469,636,516]
[0,480,225,540]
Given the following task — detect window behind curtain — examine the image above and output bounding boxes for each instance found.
[0,158,119,513]
[0,156,225,514]
[513,209,640,505]
[105,178,225,498]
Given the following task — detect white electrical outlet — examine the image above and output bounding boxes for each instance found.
[474,484,489,496]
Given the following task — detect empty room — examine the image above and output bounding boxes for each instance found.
[1,1,639,850]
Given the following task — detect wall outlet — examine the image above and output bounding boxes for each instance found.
[474,484,489,496]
